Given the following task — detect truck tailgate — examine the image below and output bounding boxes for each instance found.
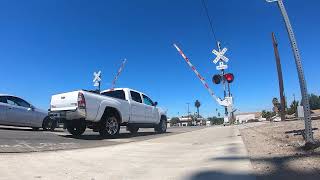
[50,91,79,111]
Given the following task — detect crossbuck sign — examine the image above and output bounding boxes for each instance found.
[212,47,229,70]
[93,71,102,87]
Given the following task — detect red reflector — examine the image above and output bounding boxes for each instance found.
[78,92,86,109]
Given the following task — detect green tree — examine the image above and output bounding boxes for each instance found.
[207,116,224,125]
[195,100,201,118]
[272,98,279,105]
[170,117,180,126]
[287,100,299,116]
[309,94,320,110]
[272,97,280,112]
[261,110,276,121]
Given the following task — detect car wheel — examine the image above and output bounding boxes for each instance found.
[127,126,139,134]
[155,116,167,133]
[66,121,86,136]
[99,115,120,137]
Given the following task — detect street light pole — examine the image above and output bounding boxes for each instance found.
[267,0,315,145]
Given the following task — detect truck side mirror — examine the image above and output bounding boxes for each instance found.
[154,102,158,106]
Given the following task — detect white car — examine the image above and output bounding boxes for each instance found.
[0,94,55,131]
[49,88,167,137]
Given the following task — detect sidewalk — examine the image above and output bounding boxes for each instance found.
[0,126,255,180]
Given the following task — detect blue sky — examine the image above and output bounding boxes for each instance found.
[0,0,319,118]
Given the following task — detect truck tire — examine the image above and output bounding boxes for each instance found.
[127,126,139,134]
[42,116,51,131]
[66,121,86,136]
[42,117,57,131]
[50,120,58,131]
[99,115,120,137]
[154,116,167,133]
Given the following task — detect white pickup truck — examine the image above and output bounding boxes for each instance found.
[49,88,167,137]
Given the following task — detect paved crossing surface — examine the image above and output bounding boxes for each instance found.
[0,126,255,180]
[0,126,203,153]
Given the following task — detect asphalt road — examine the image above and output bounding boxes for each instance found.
[0,125,204,153]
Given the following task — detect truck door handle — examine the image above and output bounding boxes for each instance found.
[8,107,12,110]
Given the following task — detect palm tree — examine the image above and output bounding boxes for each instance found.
[195,100,201,118]
[272,97,279,106]
[272,97,280,113]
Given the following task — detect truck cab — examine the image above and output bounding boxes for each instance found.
[101,88,160,124]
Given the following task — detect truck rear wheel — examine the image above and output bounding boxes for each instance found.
[66,121,86,136]
[154,116,167,133]
[99,115,120,137]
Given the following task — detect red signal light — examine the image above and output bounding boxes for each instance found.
[224,73,234,83]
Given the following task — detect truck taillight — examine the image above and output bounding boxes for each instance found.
[78,92,86,109]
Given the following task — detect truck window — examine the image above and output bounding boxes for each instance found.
[142,94,154,106]
[130,91,142,103]
[101,90,126,100]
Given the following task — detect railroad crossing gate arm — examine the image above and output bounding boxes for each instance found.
[173,43,231,107]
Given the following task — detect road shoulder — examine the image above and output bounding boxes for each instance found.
[0,126,255,180]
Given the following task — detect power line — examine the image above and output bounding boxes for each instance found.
[201,0,218,43]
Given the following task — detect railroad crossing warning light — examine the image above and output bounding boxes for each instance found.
[224,73,234,83]
[212,74,221,84]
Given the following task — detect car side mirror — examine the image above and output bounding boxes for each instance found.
[29,105,35,111]
[154,102,158,106]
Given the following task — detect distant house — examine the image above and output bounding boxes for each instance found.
[235,112,263,124]
[168,115,206,127]
[178,117,190,126]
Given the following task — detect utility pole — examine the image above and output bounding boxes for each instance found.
[267,0,315,146]
[187,103,190,122]
[272,32,286,121]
